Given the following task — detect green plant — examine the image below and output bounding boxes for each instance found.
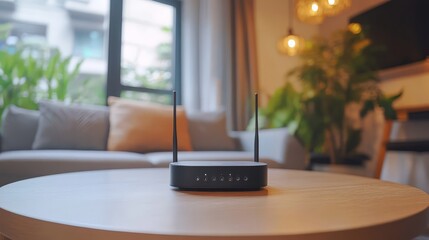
[0,24,11,41]
[0,50,42,116]
[48,50,83,100]
[261,29,402,164]
[0,46,83,120]
[68,75,106,105]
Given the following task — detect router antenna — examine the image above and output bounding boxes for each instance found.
[173,90,178,163]
[254,92,259,162]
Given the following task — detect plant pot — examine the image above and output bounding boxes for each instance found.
[307,153,370,170]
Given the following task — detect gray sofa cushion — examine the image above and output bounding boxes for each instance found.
[145,151,284,168]
[32,101,110,150]
[0,150,153,186]
[1,106,39,151]
[187,112,237,151]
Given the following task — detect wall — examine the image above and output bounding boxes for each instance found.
[380,70,429,108]
[254,0,318,106]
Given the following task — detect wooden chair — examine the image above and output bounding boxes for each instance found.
[374,106,429,178]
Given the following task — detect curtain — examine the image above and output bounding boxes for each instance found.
[181,0,232,113]
[182,0,259,131]
[228,0,259,131]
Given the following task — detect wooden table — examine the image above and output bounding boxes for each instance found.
[0,169,428,240]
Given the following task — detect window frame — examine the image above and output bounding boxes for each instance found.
[106,0,182,104]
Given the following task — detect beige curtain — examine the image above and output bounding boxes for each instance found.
[228,0,259,131]
[182,0,232,113]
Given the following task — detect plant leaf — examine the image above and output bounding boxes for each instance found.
[346,128,361,154]
[360,100,375,118]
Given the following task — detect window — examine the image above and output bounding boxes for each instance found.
[0,0,109,106]
[107,0,181,105]
[0,0,179,107]
[73,29,105,59]
[0,21,47,55]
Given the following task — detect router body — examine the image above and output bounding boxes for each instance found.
[170,161,267,190]
[169,91,267,191]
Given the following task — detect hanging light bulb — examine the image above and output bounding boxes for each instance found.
[311,2,319,12]
[278,29,304,56]
[348,22,361,34]
[288,38,297,48]
[320,0,351,16]
[295,0,352,24]
[278,0,305,56]
[296,0,324,24]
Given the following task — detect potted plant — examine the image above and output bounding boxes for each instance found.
[260,28,401,166]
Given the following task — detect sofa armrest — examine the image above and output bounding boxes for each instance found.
[234,128,306,169]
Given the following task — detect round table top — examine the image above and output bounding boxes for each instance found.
[0,169,428,240]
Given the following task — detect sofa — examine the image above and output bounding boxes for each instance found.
[0,100,306,187]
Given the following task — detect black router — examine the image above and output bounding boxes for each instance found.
[170,91,267,190]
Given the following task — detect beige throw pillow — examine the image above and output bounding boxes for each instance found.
[108,97,192,152]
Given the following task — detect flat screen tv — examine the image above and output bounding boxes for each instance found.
[350,0,429,70]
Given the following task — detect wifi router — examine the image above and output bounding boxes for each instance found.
[170,91,267,190]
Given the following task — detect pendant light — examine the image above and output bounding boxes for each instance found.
[278,0,304,56]
[296,0,324,25]
[296,0,351,24]
[321,0,351,16]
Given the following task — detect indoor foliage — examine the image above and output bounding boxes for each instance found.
[262,29,401,164]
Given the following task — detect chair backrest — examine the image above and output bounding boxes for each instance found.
[374,106,429,178]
